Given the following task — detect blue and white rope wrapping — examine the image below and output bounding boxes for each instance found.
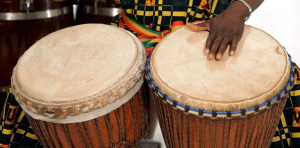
[145,52,295,117]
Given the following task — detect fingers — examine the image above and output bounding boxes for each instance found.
[207,37,221,60]
[206,37,240,60]
[186,21,237,61]
[205,25,243,60]
[186,20,229,60]
[206,37,239,60]
[186,21,210,32]
[205,32,215,55]
[186,19,243,61]
[216,39,230,60]
[207,37,230,61]
[229,39,239,56]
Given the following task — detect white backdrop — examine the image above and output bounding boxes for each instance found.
[247,0,300,64]
[152,0,300,147]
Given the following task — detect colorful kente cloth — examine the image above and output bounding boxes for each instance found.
[110,0,231,55]
[113,0,231,32]
[0,89,43,148]
[270,66,300,148]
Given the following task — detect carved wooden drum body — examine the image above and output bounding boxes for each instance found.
[146,25,295,148]
[11,24,150,148]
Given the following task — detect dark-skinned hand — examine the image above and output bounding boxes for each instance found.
[186,2,250,60]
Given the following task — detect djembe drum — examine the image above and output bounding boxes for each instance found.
[0,0,74,110]
[146,25,295,148]
[11,24,150,148]
[75,0,121,24]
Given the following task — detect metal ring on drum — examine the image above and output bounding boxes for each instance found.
[0,6,72,20]
[75,0,121,24]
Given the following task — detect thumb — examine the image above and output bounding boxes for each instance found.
[186,21,210,32]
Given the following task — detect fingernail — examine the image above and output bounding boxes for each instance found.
[230,51,235,56]
[205,48,209,54]
[193,21,204,25]
[208,54,214,60]
[216,53,222,60]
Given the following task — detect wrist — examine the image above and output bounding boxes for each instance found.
[230,0,252,20]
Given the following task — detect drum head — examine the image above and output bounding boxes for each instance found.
[12,24,146,123]
[150,25,291,112]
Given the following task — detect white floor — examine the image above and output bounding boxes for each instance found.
[151,1,300,147]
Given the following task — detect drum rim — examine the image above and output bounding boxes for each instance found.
[149,25,293,113]
[10,24,146,122]
[146,53,295,117]
[146,25,295,117]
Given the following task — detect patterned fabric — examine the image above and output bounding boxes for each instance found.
[0,88,43,148]
[113,0,230,31]
[270,65,300,148]
[114,11,183,55]
[110,0,230,55]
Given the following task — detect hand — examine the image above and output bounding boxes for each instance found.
[186,2,249,60]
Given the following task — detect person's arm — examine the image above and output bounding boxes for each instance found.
[186,0,264,60]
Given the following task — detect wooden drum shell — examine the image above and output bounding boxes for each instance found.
[26,85,150,148]
[151,89,290,148]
